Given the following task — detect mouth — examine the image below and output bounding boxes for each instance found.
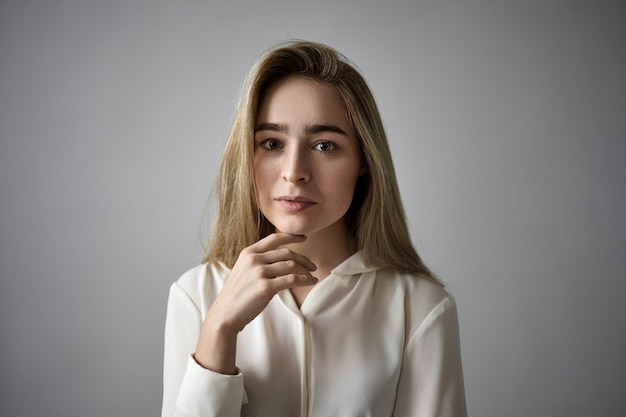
[276,195,314,203]
[275,196,316,212]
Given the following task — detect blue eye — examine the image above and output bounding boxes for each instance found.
[314,141,336,152]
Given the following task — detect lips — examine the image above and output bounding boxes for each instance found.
[275,196,316,212]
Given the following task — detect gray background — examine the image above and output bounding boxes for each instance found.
[1,1,624,416]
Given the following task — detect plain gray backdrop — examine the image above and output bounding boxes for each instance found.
[1,1,624,416]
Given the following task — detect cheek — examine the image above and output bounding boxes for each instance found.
[254,177,270,205]
[253,162,282,213]
[326,166,361,199]
[253,159,271,186]
[252,163,268,204]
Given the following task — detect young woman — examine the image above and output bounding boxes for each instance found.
[162,41,466,417]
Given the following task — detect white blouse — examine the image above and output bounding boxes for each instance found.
[162,252,466,417]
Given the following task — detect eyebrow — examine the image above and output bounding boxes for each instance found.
[255,122,348,136]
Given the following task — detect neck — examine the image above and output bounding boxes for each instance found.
[283,220,356,278]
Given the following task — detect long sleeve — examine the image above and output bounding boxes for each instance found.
[163,257,466,417]
[162,281,246,417]
[393,295,467,417]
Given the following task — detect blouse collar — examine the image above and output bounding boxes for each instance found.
[331,251,380,276]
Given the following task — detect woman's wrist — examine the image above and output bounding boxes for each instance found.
[194,315,239,375]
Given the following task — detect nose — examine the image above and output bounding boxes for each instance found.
[282,146,310,183]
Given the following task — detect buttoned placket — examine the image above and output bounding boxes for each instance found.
[274,253,374,417]
[277,290,311,417]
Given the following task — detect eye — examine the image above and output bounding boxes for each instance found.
[261,139,281,150]
[314,141,336,153]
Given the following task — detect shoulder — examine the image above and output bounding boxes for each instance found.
[375,267,457,333]
[169,263,229,316]
[377,267,449,305]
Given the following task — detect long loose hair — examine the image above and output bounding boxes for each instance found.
[203,40,438,283]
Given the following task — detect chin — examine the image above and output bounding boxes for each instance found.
[275,226,311,236]
[272,221,318,237]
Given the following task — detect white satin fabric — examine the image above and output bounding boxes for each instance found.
[162,252,466,417]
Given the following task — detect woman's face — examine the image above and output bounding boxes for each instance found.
[253,76,364,239]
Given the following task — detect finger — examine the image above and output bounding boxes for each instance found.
[251,233,307,253]
[269,274,319,292]
[260,248,317,271]
[262,259,316,279]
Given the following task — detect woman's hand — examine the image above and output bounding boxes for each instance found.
[194,233,317,374]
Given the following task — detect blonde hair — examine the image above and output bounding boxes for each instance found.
[204,40,439,283]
